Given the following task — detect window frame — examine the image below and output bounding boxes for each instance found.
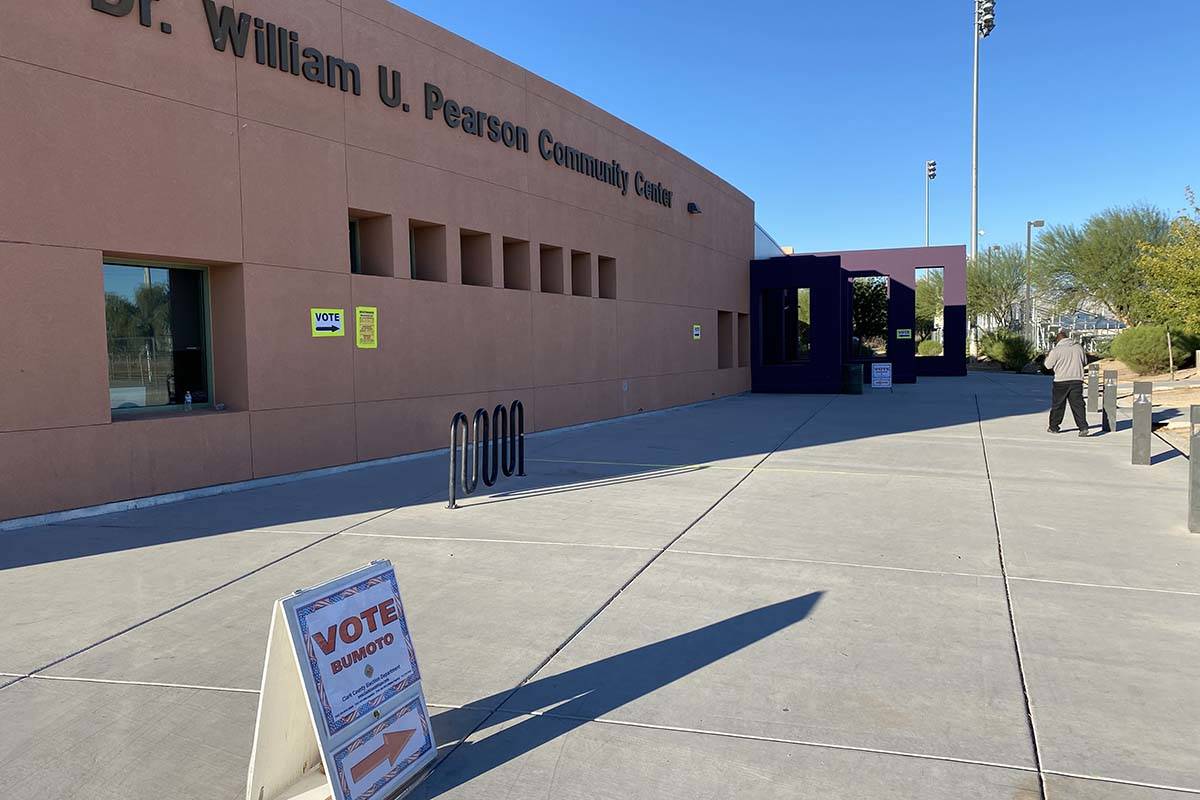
[915,265,946,357]
[103,259,216,418]
[349,218,363,275]
[760,287,813,366]
[847,273,890,362]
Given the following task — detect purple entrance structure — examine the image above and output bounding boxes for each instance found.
[750,245,967,393]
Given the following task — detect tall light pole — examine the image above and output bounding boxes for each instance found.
[1026,219,1045,343]
[925,160,937,246]
[971,0,996,261]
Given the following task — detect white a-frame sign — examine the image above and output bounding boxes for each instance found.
[246,561,437,800]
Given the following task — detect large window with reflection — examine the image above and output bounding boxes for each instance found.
[103,263,210,411]
[915,267,945,357]
[761,287,811,364]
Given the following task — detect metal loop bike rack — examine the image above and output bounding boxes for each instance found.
[448,400,526,509]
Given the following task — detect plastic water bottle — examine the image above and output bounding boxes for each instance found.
[184,391,193,412]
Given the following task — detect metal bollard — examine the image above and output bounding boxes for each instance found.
[1102,370,1118,433]
[1190,406,1199,533]
[1131,381,1153,466]
[1087,364,1099,413]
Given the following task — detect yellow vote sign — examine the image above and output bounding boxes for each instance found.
[355,306,379,349]
[311,308,345,338]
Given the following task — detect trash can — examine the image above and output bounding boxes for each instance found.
[842,363,864,395]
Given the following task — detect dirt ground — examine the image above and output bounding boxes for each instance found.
[1093,358,1200,384]
[1138,386,1200,456]
[1106,383,1200,457]
[1158,428,1191,456]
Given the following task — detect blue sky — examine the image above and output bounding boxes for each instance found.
[395,0,1199,253]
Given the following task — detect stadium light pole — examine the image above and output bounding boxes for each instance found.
[1026,219,1045,342]
[971,0,996,262]
[925,160,937,246]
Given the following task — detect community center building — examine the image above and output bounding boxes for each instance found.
[0,0,965,522]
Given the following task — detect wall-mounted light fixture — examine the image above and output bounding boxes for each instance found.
[687,202,702,214]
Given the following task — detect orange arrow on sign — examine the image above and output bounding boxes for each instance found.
[349,729,415,784]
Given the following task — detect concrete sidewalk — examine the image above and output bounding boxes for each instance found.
[1,374,1197,799]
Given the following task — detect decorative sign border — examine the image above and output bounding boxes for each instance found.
[292,569,422,739]
[331,697,434,800]
[871,362,893,389]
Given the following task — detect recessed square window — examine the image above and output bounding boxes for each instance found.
[737,312,750,367]
[104,263,210,411]
[540,245,564,294]
[571,250,593,298]
[460,228,493,287]
[409,220,447,282]
[503,237,531,290]
[598,256,617,299]
[349,211,394,277]
[718,310,734,369]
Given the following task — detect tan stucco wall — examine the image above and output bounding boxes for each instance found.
[0,0,754,520]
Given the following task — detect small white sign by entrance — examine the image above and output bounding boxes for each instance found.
[246,561,436,800]
[871,363,893,390]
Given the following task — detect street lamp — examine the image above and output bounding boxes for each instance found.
[925,160,937,246]
[971,0,996,262]
[1026,219,1045,343]
[987,243,1001,268]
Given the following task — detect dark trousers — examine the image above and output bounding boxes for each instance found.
[1050,380,1088,432]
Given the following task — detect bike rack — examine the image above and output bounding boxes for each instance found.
[448,400,526,509]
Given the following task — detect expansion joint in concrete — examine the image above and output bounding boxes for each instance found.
[974,393,1048,799]
[429,398,836,776]
[0,497,430,694]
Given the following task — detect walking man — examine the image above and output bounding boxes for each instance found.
[1043,331,1090,436]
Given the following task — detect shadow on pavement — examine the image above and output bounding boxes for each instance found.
[476,464,709,506]
[417,592,824,798]
[2,375,1103,569]
[1151,449,1184,466]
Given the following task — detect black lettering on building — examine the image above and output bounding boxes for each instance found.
[379,66,403,108]
[202,4,360,95]
[202,0,251,57]
[326,56,361,95]
[424,82,444,120]
[302,47,325,83]
[93,4,670,208]
[461,105,478,135]
[541,129,630,197]
[92,0,135,17]
[425,84,527,152]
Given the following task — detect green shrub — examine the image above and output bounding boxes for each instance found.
[1110,326,1198,374]
[918,340,944,357]
[980,330,1036,371]
[1089,337,1113,359]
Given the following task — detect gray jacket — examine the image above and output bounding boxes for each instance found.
[1043,339,1089,382]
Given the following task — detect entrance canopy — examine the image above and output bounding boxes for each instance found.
[750,246,967,393]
